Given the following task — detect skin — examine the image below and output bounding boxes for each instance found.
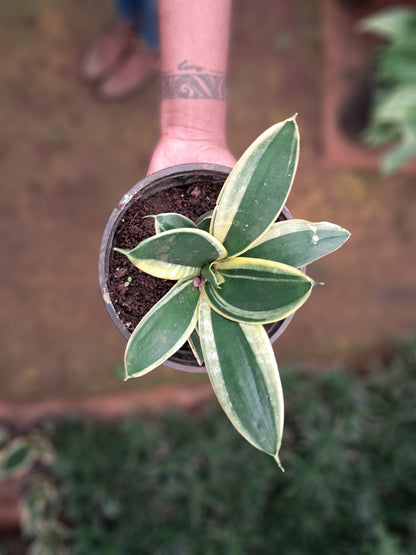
[148,0,236,175]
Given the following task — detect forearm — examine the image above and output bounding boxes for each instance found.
[158,0,232,141]
[148,0,234,174]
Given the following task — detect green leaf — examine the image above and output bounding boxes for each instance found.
[195,210,213,232]
[201,261,225,289]
[199,297,284,468]
[204,257,316,323]
[148,213,197,234]
[379,48,416,82]
[359,7,416,40]
[243,220,350,267]
[188,329,204,366]
[0,438,34,477]
[210,117,299,257]
[381,127,416,174]
[22,478,64,539]
[114,228,227,280]
[373,86,416,124]
[124,279,200,378]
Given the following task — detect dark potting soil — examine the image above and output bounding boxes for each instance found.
[108,183,223,335]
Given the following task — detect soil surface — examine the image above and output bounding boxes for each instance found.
[109,182,223,333]
[1,0,415,400]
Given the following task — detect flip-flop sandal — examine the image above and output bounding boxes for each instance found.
[96,40,160,100]
[81,22,136,84]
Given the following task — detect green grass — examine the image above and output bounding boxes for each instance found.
[47,337,416,554]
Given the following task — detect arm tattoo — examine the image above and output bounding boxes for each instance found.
[162,61,225,101]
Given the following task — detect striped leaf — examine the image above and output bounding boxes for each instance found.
[188,329,204,366]
[243,220,351,268]
[204,257,316,324]
[199,296,284,468]
[202,260,225,288]
[210,118,299,257]
[114,228,227,280]
[195,210,213,232]
[148,213,197,234]
[125,279,200,378]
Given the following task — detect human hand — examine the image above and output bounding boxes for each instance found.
[147,133,236,175]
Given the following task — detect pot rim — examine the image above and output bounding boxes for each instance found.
[98,163,299,373]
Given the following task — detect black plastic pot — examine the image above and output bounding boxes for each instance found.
[98,163,298,373]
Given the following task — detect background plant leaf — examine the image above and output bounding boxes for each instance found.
[0,438,34,478]
[359,7,416,40]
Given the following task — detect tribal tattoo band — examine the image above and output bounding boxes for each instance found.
[162,65,225,101]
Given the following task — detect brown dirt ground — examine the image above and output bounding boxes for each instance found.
[1,0,415,401]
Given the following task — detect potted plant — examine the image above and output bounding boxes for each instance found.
[100,116,350,467]
[100,169,296,372]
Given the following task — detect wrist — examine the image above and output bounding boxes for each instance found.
[160,98,228,143]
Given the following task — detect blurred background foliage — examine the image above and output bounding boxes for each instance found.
[360,7,416,173]
[1,336,413,554]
